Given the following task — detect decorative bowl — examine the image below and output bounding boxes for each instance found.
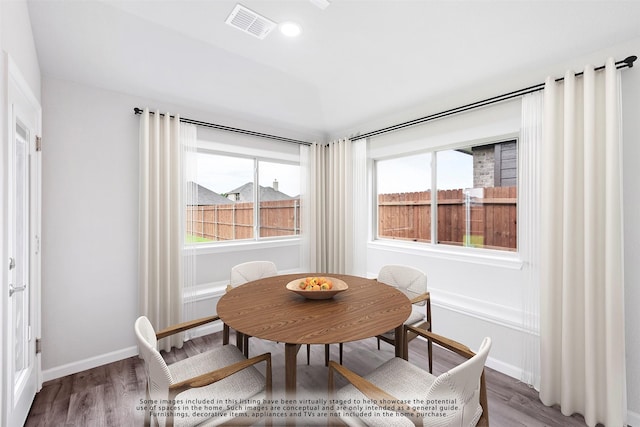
[286,277,348,300]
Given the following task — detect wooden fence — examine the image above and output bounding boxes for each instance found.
[187,199,300,241]
[378,186,517,250]
[186,187,516,250]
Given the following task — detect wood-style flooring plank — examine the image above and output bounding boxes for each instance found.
[26,330,600,426]
[66,384,106,426]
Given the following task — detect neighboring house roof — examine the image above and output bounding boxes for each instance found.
[186,181,232,205]
[227,182,292,202]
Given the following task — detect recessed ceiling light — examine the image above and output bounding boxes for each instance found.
[280,21,302,37]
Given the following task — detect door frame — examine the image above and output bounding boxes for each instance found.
[1,52,42,427]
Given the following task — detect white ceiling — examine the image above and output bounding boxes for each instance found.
[27,0,640,138]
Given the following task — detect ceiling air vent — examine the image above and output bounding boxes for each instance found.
[225,4,277,40]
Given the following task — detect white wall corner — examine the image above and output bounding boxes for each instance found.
[627,409,640,427]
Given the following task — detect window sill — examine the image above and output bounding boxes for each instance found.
[184,283,226,303]
[184,237,301,255]
[367,239,523,270]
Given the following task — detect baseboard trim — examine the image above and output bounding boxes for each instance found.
[414,334,525,380]
[42,346,139,383]
[41,322,226,382]
[485,355,523,380]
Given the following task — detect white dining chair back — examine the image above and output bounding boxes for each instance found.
[230,260,278,287]
[135,316,173,403]
[426,336,491,425]
[377,264,427,305]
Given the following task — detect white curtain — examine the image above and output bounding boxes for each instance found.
[326,138,353,274]
[138,109,184,351]
[181,123,198,340]
[539,58,627,426]
[520,91,543,389]
[350,139,368,277]
[300,142,326,272]
[300,138,367,274]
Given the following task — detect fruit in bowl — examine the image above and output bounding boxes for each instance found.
[286,276,348,300]
[298,277,333,291]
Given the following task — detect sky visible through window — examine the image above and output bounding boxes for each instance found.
[194,149,472,199]
[437,150,473,190]
[376,150,473,194]
[193,153,300,198]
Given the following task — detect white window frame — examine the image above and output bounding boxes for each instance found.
[371,134,524,270]
[187,139,302,249]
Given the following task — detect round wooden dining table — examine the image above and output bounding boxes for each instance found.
[216,273,411,400]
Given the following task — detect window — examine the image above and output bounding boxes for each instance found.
[258,160,300,238]
[186,152,300,243]
[376,139,517,252]
[377,152,432,242]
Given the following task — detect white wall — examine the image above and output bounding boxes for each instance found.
[40,77,312,380]
[41,78,140,376]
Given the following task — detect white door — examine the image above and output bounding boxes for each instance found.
[4,58,42,427]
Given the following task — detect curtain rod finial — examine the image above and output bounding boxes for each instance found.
[134,107,143,115]
[624,55,637,68]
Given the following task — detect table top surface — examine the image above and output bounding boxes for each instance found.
[217,273,411,345]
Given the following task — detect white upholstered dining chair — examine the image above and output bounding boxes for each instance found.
[329,326,491,427]
[134,315,272,427]
[228,260,279,289]
[223,261,278,356]
[376,264,432,371]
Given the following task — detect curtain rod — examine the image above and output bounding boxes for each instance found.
[350,55,637,142]
[133,108,312,146]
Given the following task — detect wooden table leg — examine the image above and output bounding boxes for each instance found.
[243,334,250,357]
[394,325,404,358]
[284,343,301,426]
[284,343,300,399]
[222,324,230,345]
[236,331,244,351]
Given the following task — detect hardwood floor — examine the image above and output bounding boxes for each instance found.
[26,331,594,426]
